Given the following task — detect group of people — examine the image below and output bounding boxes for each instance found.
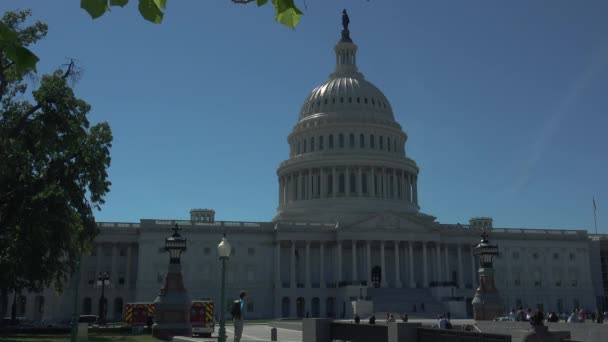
[506,306,607,324]
[353,312,409,324]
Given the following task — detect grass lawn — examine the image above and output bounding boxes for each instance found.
[0,334,161,342]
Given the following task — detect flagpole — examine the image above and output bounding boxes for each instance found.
[593,197,598,235]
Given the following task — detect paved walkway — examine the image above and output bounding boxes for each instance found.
[172,323,301,342]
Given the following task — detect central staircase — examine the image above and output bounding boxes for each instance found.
[366,287,447,318]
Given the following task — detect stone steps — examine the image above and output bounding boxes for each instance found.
[367,288,447,318]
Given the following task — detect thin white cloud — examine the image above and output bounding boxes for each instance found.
[511,43,608,192]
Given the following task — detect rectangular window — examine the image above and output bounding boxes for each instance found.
[339,174,345,193]
[311,138,315,152]
[379,136,384,149]
[319,136,324,150]
[370,135,375,149]
[362,174,368,193]
[350,174,356,193]
[327,174,333,194]
[349,134,355,148]
[339,134,344,148]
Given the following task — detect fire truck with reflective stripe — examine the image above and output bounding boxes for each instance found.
[124,302,155,326]
[190,300,215,337]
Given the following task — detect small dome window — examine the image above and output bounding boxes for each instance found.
[329,134,334,149]
[357,97,360,103]
[339,134,344,148]
[360,134,365,148]
[340,97,344,103]
[303,139,307,153]
[364,98,368,104]
[319,136,324,150]
[349,133,355,148]
[348,97,352,103]
[372,99,375,106]
[324,99,328,105]
[332,98,336,104]
[370,134,375,149]
[387,138,391,151]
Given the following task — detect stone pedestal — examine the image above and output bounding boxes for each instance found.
[152,263,192,340]
[472,267,503,320]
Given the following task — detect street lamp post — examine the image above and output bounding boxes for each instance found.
[217,235,232,342]
[97,271,110,325]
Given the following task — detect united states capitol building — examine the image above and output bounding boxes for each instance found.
[11,20,608,322]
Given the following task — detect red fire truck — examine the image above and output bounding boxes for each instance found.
[190,300,215,337]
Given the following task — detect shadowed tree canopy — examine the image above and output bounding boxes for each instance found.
[0,9,113,301]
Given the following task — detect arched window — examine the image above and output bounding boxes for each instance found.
[339,174,345,193]
[350,173,356,193]
[310,137,315,152]
[349,134,355,148]
[339,134,344,148]
[379,136,384,150]
[319,136,324,150]
[364,98,368,104]
[360,134,365,148]
[387,137,391,151]
[356,97,360,103]
[329,135,334,149]
[362,174,368,194]
[303,139,307,153]
[370,135,375,149]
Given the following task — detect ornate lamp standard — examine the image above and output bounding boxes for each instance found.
[152,223,192,340]
[471,231,504,320]
[217,234,231,342]
[97,271,110,324]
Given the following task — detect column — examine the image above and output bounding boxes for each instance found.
[125,244,132,288]
[371,168,376,197]
[345,167,350,196]
[366,241,372,286]
[275,242,281,287]
[394,241,402,287]
[444,244,450,282]
[393,169,399,199]
[357,167,363,196]
[332,167,337,198]
[308,169,313,200]
[457,244,464,288]
[380,241,387,287]
[471,246,477,287]
[413,176,418,204]
[352,240,358,282]
[382,168,388,198]
[408,241,415,288]
[299,172,304,200]
[95,244,101,279]
[111,244,118,286]
[320,168,326,199]
[400,171,405,200]
[435,243,442,283]
[289,174,294,202]
[305,241,311,288]
[422,242,428,287]
[290,241,296,288]
[405,174,411,202]
[336,241,343,284]
[320,243,325,288]
[278,177,282,205]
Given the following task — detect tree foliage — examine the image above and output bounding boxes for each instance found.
[0,10,113,296]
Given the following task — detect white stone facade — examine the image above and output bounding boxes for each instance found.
[6,25,603,322]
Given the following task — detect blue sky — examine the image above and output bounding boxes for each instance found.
[3,1,607,231]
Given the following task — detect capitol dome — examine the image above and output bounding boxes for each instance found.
[274,16,422,224]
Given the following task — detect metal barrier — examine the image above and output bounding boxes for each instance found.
[329,322,388,342]
[417,327,511,342]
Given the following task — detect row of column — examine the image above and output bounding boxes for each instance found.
[92,243,133,288]
[275,240,477,289]
[278,167,418,205]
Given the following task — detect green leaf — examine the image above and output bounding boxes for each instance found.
[256,0,269,6]
[4,44,39,73]
[138,0,164,23]
[110,0,129,7]
[272,0,302,29]
[80,0,110,19]
[153,0,167,9]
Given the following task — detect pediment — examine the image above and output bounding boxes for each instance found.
[342,211,437,233]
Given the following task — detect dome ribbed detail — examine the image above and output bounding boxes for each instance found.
[299,76,394,120]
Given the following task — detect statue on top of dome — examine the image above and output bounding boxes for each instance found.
[342,9,350,31]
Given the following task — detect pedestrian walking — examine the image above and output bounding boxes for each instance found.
[230,291,247,342]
